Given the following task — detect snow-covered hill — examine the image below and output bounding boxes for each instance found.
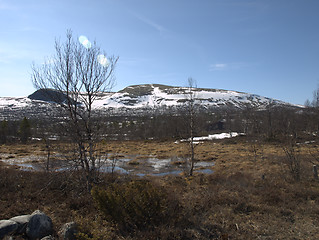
[92,84,292,110]
[0,84,300,120]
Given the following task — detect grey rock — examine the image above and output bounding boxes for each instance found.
[26,210,53,240]
[59,222,77,240]
[3,236,14,240]
[9,215,31,234]
[41,235,55,240]
[0,220,19,239]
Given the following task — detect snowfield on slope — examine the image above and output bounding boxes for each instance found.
[91,85,286,110]
[0,97,33,108]
[0,84,296,114]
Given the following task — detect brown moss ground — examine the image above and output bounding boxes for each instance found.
[1,138,319,239]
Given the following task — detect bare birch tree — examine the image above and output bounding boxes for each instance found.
[185,78,197,176]
[31,30,118,190]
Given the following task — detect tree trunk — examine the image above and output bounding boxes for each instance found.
[313,165,318,180]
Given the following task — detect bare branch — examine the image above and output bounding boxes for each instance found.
[31,30,118,191]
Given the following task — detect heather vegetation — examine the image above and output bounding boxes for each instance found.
[1,118,319,239]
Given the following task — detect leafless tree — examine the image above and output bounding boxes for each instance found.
[312,86,319,108]
[304,99,311,108]
[31,30,118,190]
[185,78,197,176]
[282,137,301,181]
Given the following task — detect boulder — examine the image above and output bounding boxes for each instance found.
[59,222,77,240]
[0,220,19,239]
[26,210,53,240]
[41,235,55,240]
[3,236,14,240]
[9,214,31,234]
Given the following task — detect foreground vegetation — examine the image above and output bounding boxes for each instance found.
[1,138,319,239]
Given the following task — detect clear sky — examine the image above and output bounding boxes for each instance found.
[0,0,318,105]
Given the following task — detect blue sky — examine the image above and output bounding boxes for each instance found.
[0,0,318,105]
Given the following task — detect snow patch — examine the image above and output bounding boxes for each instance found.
[178,132,245,143]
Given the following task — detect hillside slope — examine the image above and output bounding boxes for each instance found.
[0,84,299,120]
[92,84,292,110]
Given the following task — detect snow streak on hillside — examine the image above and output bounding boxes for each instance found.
[92,84,288,110]
[0,84,298,120]
[0,97,33,109]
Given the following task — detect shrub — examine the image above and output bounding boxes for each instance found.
[92,179,169,232]
[283,143,301,181]
[75,215,116,240]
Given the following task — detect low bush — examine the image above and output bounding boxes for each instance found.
[92,179,170,233]
[75,215,116,240]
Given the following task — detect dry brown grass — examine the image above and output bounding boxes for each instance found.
[1,138,319,239]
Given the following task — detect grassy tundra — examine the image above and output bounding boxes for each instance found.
[1,137,319,239]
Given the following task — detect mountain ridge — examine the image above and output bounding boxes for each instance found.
[0,84,301,120]
[91,84,297,110]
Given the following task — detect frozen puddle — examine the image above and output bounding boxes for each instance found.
[148,158,171,171]
[0,153,214,176]
[99,165,128,174]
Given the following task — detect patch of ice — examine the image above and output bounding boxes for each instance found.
[195,161,215,168]
[196,169,214,174]
[99,166,128,174]
[148,158,171,171]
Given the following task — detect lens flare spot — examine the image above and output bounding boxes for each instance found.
[97,54,109,67]
[78,35,92,49]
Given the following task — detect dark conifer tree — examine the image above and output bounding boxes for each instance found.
[0,120,8,144]
[19,117,31,143]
